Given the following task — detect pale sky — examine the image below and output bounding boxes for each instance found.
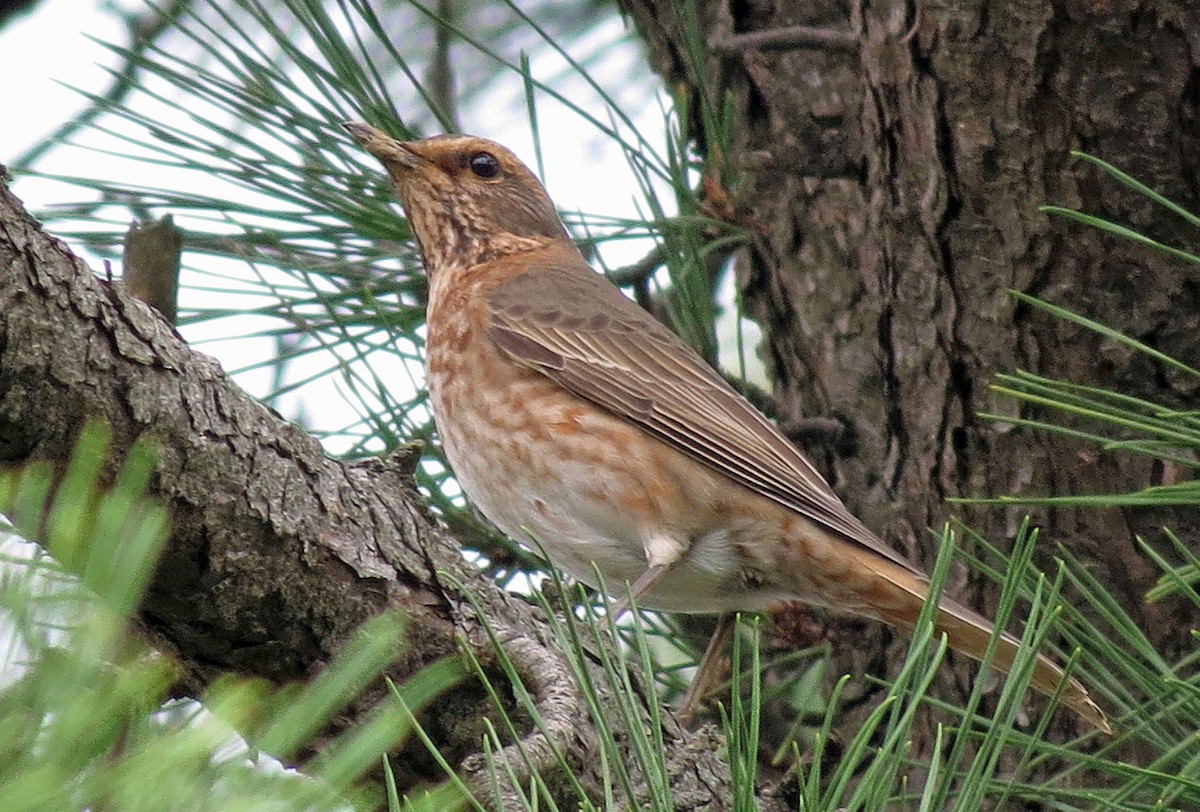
[1,2,130,209]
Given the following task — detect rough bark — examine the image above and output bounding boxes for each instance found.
[0,171,754,810]
[622,0,1200,748]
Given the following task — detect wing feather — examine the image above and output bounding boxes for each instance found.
[486,259,918,574]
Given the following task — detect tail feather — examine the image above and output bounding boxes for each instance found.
[861,559,1112,734]
[930,596,1111,734]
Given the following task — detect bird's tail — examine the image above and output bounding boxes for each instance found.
[855,557,1112,734]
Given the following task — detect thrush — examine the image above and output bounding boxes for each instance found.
[343,121,1110,734]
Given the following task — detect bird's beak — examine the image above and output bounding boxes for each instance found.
[342,121,421,169]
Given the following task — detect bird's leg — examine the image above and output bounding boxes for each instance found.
[604,563,671,631]
[678,614,734,725]
[604,530,688,631]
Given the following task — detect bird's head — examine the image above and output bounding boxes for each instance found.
[344,122,567,273]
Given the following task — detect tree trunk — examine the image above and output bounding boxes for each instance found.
[623,0,1200,746]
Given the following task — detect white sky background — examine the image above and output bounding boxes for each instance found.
[1,3,122,204]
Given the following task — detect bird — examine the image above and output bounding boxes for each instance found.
[342,120,1110,734]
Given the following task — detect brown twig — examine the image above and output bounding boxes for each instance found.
[122,214,183,325]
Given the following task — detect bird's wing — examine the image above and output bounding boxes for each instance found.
[486,257,919,574]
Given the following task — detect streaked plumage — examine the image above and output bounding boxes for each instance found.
[344,121,1110,733]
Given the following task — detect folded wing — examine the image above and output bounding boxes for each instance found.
[485,258,919,575]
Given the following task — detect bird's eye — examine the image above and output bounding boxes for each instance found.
[468,151,501,179]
